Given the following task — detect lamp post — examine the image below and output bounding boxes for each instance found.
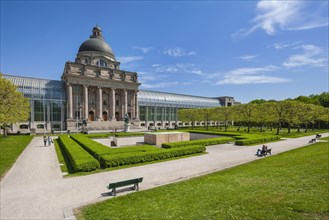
[43,97,46,135]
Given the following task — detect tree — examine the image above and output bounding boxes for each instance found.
[0,74,30,136]
[178,108,199,130]
[265,101,293,135]
[233,104,256,133]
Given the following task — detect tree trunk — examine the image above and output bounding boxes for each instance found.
[224,121,227,131]
[2,126,7,137]
[247,122,250,133]
[287,123,291,133]
[276,122,281,135]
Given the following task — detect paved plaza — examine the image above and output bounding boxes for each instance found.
[1,133,328,220]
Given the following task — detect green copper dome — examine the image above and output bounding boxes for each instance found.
[78,26,115,59]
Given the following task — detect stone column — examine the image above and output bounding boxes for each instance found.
[131,92,136,119]
[83,85,88,119]
[110,88,116,121]
[135,90,139,120]
[123,89,128,115]
[67,83,73,119]
[97,86,102,121]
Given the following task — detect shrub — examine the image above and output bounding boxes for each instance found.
[58,136,100,172]
[70,134,112,158]
[86,132,144,139]
[235,135,281,146]
[162,137,235,148]
[101,145,206,168]
[186,130,241,137]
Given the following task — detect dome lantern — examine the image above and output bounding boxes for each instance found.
[78,26,115,61]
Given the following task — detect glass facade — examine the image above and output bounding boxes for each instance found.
[3,75,66,131]
[138,90,220,123]
[3,75,221,129]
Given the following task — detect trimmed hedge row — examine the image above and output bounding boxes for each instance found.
[185,130,241,137]
[184,130,281,146]
[100,145,206,168]
[106,145,159,155]
[162,137,235,148]
[58,136,100,172]
[235,135,281,146]
[86,132,144,139]
[70,134,112,158]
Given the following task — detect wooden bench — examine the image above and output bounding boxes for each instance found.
[107,177,143,196]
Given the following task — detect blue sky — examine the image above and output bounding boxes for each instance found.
[1,1,328,103]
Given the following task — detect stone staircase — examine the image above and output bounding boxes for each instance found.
[86,121,124,131]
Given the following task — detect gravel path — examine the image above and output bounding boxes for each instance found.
[1,133,328,220]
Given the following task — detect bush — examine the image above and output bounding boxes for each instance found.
[58,136,100,172]
[70,134,112,158]
[86,132,144,139]
[186,130,241,137]
[235,135,281,146]
[162,137,235,148]
[101,145,206,168]
[184,130,281,146]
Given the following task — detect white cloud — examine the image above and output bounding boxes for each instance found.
[141,81,178,89]
[163,47,196,57]
[133,46,154,53]
[138,72,167,82]
[153,63,204,75]
[232,1,328,37]
[239,55,257,61]
[283,44,327,68]
[269,41,302,50]
[117,56,143,64]
[215,65,289,85]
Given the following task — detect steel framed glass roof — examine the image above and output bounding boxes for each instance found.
[138,90,220,108]
[3,75,65,100]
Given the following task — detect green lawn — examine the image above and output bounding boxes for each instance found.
[76,142,329,220]
[0,135,33,179]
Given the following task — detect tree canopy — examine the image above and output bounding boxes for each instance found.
[0,74,30,136]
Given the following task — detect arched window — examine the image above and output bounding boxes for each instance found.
[96,60,107,67]
[37,124,44,129]
[53,124,60,129]
[20,124,29,129]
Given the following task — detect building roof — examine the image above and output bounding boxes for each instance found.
[78,26,115,59]
[139,90,220,108]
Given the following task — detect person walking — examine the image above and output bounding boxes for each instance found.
[47,136,53,146]
[43,136,47,147]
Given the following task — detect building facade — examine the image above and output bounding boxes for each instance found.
[3,26,239,134]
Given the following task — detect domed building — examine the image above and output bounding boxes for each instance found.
[3,26,240,134]
[62,26,140,130]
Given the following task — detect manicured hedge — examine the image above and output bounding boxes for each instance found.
[186,130,241,137]
[235,135,281,146]
[58,136,100,172]
[162,137,235,148]
[100,145,206,168]
[70,134,112,158]
[106,145,159,155]
[86,132,144,139]
[184,130,281,146]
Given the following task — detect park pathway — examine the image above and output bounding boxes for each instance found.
[1,133,328,220]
